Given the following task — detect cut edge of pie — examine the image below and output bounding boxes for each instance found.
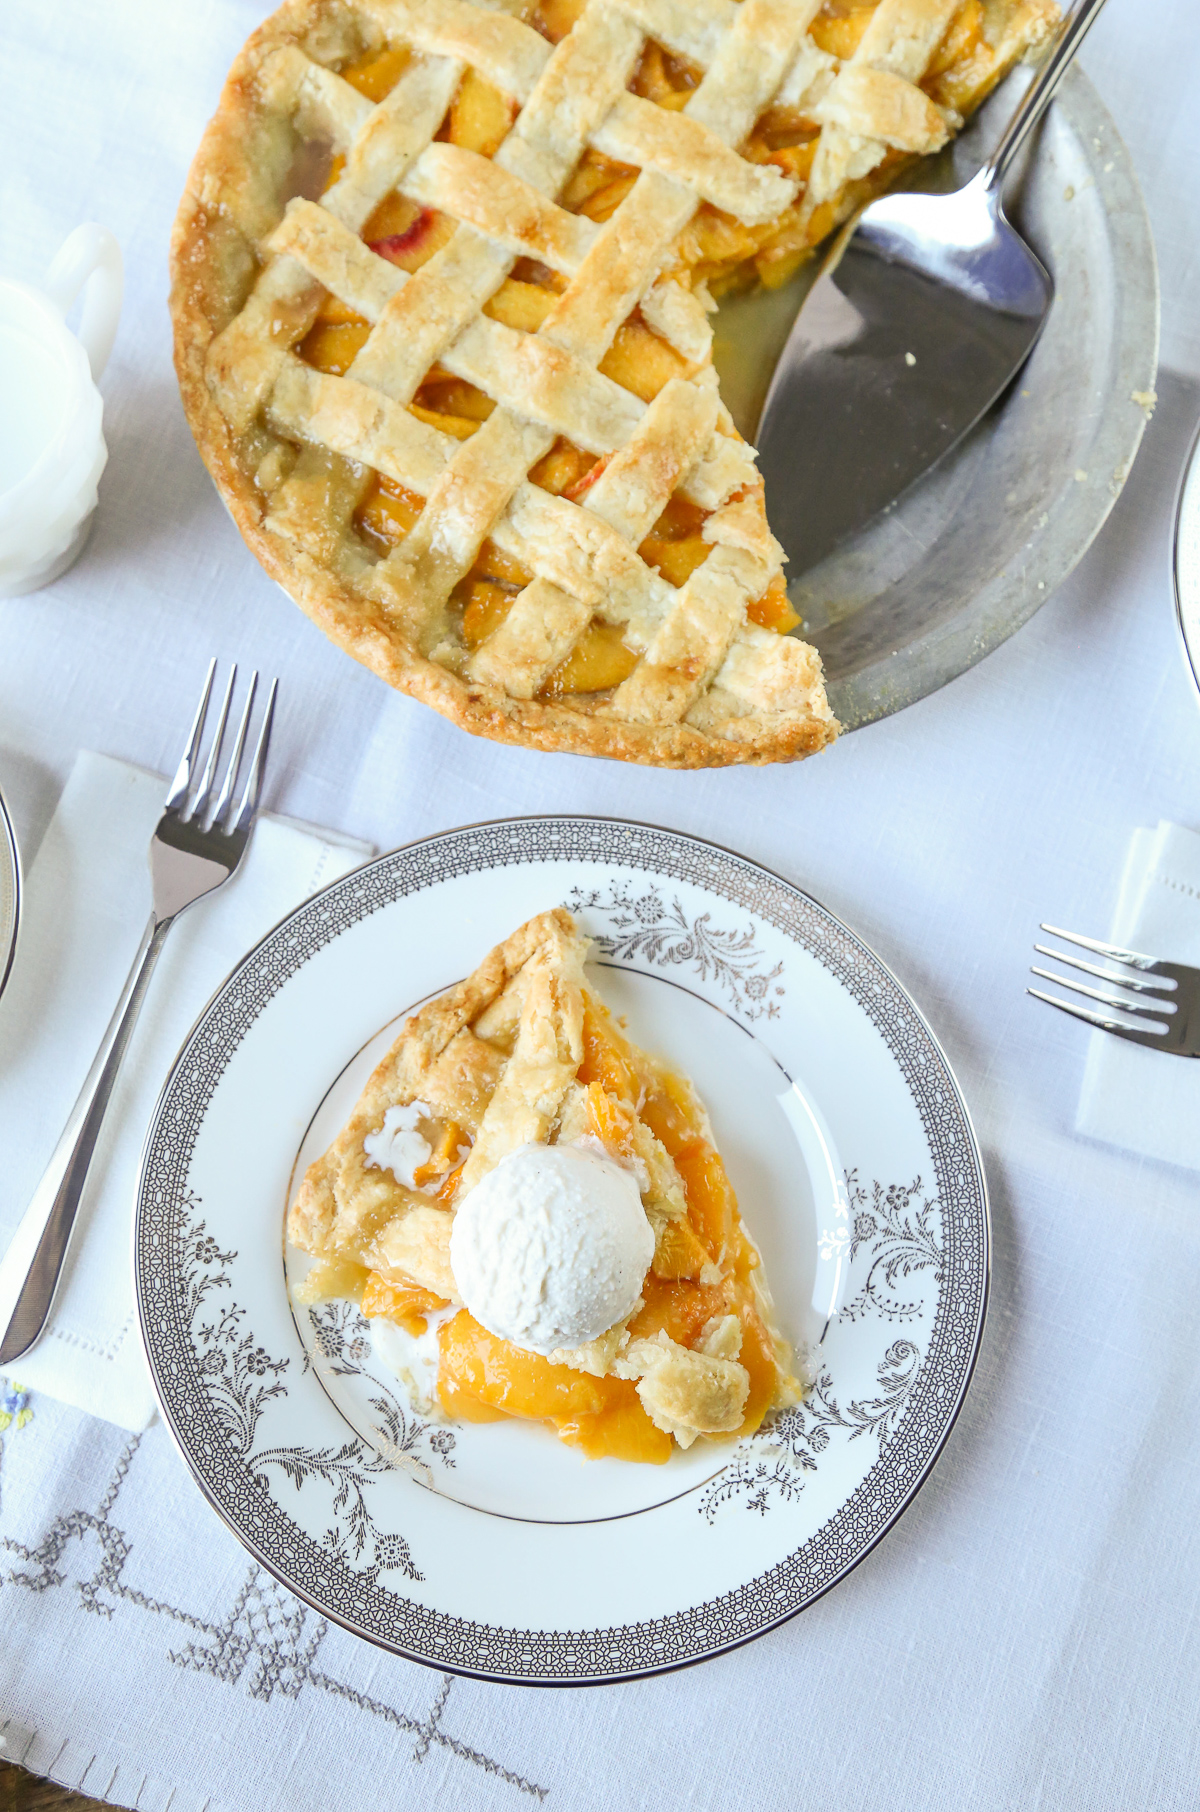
[170,0,1059,768]
[287,906,802,1463]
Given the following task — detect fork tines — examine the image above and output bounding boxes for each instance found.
[1027,921,1177,1047]
[166,658,278,833]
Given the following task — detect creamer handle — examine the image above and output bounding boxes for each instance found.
[44,223,124,381]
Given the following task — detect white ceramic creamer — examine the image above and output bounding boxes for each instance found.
[0,224,123,597]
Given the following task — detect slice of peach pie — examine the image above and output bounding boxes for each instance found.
[288,909,799,1462]
[171,0,1058,768]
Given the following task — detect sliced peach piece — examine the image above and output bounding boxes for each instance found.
[531,0,588,43]
[412,1120,469,1189]
[461,581,516,650]
[809,7,874,59]
[368,207,457,274]
[471,540,533,589]
[639,1075,705,1164]
[438,1312,612,1419]
[528,439,597,497]
[598,319,690,402]
[539,620,638,697]
[299,318,371,375]
[638,533,710,588]
[650,1216,710,1282]
[449,67,517,158]
[408,402,481,440]
[556,1389,673,1463]
[339,45,412,103]
[361,1271,449,1336]
[577,173,637,223]
[578,995,640,1104]
[483,279,556,333]
[628,1276,727,1348]
[747,573,801,634]
[675,1143,738,1263]
[356,475,425,549]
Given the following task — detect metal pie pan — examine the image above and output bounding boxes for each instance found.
[714,66,1160,730]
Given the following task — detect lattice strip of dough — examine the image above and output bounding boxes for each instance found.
[468,376,716,693]
[808,0,961,204]
[686,0,825,142]
[404,144,601,272]
[812,65,952,154]
[376,410,553,647]
[608,543,760,724]
[696,622,828,738]
[211,52,461,431]
[457,941,585,1193]
[465,580,593,696]
[368,0,554,96]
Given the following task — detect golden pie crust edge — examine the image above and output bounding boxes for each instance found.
[169,0,839,770]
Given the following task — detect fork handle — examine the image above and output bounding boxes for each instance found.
[983,0,1110,193]
[0,911,173,1365]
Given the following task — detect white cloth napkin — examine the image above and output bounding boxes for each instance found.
[1076,820,1200,1171]
[0,751,372,1432]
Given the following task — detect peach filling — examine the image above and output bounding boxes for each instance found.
[361,992,781,1462]
[291,43,812,688]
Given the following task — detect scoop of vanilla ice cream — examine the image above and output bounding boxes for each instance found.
[449,1142,654,1355]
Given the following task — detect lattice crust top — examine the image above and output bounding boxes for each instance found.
[170,0,1057,767]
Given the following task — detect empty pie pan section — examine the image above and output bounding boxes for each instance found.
[284,962,846,1526]
[714,65,1159,729]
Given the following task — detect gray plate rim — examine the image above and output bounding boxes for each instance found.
[0,788,20,1003]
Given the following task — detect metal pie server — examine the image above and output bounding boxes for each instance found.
[756,0,1109,579]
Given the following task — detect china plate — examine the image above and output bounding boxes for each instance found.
[0,787,19,1003]
[135,818,989,1685]
[1172,415,1200,705]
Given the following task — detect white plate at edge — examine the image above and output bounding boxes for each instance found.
[135,817,989,1686]
[0,788,20,1004]
[1173,414,1200,706]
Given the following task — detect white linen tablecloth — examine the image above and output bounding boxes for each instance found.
[2,4,1200,1809]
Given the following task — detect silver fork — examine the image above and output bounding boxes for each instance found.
[0,660,278,1365]
[1028,924,1200,1057]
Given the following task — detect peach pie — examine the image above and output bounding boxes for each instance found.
[288,908,799,1462]
[171,0,1057,766]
